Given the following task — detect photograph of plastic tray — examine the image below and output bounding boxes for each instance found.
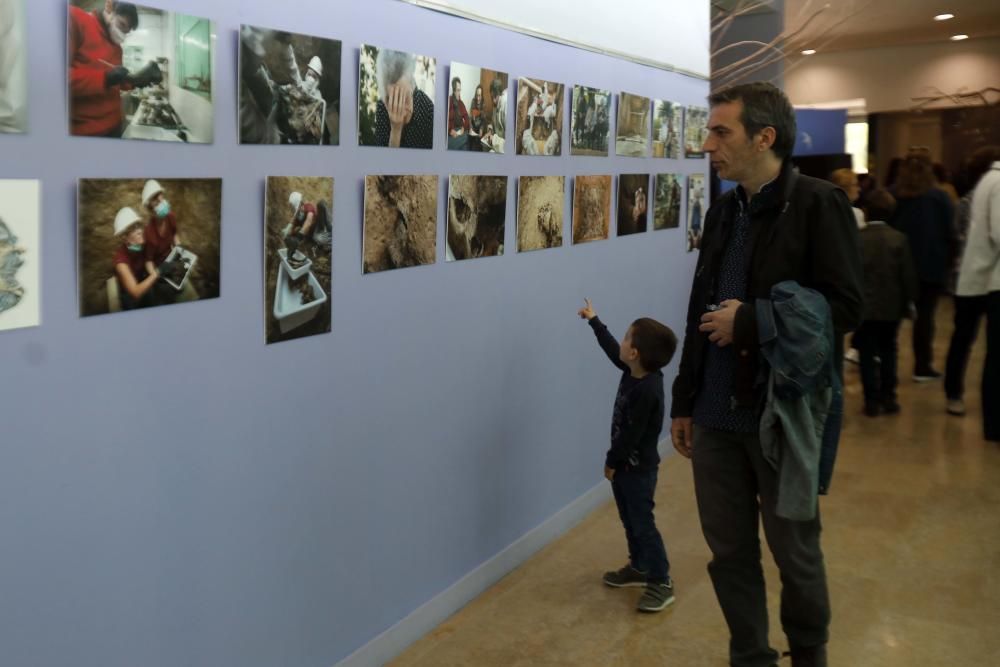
[162,246,198,291]
[277,247,313,280]
[272,263,327,334]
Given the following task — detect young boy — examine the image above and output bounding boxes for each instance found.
[856,189,917,416]
[578,298,678,612]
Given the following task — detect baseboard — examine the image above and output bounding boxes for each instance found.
[334,436,673,667]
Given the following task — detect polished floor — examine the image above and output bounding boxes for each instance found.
[392,304,1000,666]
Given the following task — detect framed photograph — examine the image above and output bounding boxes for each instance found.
[516,176,564,251]
[77,178,222,316]
[687,173,706,252]
[616,92,650,158]
[685,106,709,158]
[358,45,436,149]
[652,100,683,159]
[653,173,683,230]
[571,175,611,244]
[68,1,215,143]
[0,0,27,134]
[570,85,610,156]
[363,175,438,273]
[515,77,563,156]
[617,174,650,236]
[446,63,508,154]
[264,177,333,344]
[239,26,341,145]
[447,176,508,261]
[0,180,40,332]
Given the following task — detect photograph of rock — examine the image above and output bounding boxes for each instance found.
[685,106,709,158]
[652,100,682,159]
[687,173,706,252]
[617,174,649,236]
[358,44,436,149]
[363,175,438,273]
[616,92,650,157]
[570,85,610,156]
[447,176,508,261]
[77,178,222,316]
[571,175,611,245]
[0,0,27,134]
[517,176,564,252]
[447,62,508,153]
[239,25,341,145]
[68,1,215,143]
[653,173,683,230]
[0,180,40,332]
[264,177,333,345]
[515,77,563,156]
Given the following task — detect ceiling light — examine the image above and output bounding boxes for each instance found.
[950,34,969,41]
[934,14,955,21]
[801,49,817,55]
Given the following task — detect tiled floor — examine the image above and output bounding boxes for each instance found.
[392,303,1000,666]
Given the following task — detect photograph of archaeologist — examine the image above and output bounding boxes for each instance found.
[358,44,435,149]
[570,85,611,157]
[653,99,683,159]
[239,25,341,145]
[516,77,563,156]
[446,62,508,153]
[0,0,28,134]
[77,178,221,316]
[68,1,215,143]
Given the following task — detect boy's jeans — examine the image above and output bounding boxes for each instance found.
[611,467,670,583]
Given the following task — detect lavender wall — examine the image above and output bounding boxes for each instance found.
[0,1,708,665]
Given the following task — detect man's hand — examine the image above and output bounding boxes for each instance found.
[671,417,693,458]
[699,299,741,347]
[578,298,596,321]
[604,465,615,481]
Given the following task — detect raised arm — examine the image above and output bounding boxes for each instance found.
[578,299,628,372]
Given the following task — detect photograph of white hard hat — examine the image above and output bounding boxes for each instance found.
[113,206,143,235]
[141,179,164,207]
[289,191,303,213]
[307,56,323,78]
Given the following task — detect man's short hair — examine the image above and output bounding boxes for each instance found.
[113,2,139,30]
[862,188,896,223]
[708,82,797,160]
[630,318,677,372]
[489,77,504,99]
[451,77,460,92]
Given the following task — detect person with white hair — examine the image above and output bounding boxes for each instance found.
[374,48,434,149]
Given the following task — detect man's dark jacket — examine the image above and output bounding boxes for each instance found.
[671,161,863,418]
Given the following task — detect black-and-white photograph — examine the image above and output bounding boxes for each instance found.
[570,85,611,156]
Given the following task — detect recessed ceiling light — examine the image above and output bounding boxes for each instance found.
[950,34,969,41]
[934,13,955,21]
[801,49,817,55]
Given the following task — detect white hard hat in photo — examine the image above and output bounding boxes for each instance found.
[307,56,323,78]
[114,207,143,236]
[141,179,164,207]
[289,191,303,214]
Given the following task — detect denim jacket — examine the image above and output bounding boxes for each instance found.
[756,281,840,521]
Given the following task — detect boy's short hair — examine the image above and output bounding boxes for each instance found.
[630,318,677,372]
[863,188,896,223]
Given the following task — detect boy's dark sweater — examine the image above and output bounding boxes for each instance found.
[588,317,665,472]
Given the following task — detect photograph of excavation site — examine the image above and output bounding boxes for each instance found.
[652,100,683,159]
[570,85,611,157]
[617,174,650,236]
[515,77,563,156]
[616,92,651,158]
[447,176,508,261]
[363,175,438,273]
[571,175,611,245]
[653,173,683,230]
[516,176,564,252]
[264,177,333,345]
[77,178,221,317]
[685,105,709,158]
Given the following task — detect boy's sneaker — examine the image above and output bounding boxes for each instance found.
[637,580,675,613]
[602,564,648,588]
[913,369,942,382]
[947,399,966,416]
[881,400,901,415]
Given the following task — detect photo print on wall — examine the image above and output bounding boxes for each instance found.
[0,0,28,134]
[570,85,611,156]
[685,106,709,158]
[687,173,706,252]
[653,173,683,230]
[617,174,650,236]
[447,176,508,261]
[517,176,564,252]
[571,175,611,245]
[358,45,436,149]
[515,77,563,156]
[264,177,333,345]
[239,26,341,145]
[0,180,40,332]
[447,63,509,153]
[77,178,222,316]
[616,92,651,158]
[68,1,216,143]
[363,175,438,273]
[652,100,683,159]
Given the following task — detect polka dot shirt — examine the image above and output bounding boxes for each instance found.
[375,89,435,149]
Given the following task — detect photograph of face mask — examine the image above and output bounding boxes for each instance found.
[77,178,222,317]
[67,1,215,143]
[239,25,342,145]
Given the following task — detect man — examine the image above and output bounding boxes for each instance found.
[489,77,507,144]
[0,0,27,134]
[447,77,470,150]
[69,1,159,137]
[670,83,862,667]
